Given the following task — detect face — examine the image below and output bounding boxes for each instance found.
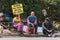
[31,11,35,17]
[45,20,48,23]
[16,15,20,18]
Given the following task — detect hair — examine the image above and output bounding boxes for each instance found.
[16,15,18,17]
[45,17,50,21]
[15,15,21,18]
[31,11,35,14]
[30,10,34,13]
[46,19,49,21]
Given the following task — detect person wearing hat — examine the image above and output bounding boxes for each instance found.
[42,18,54,37]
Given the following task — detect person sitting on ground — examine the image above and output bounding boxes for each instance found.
[13,15,24,34]
[27,11,37,34]
[42,18,54,37]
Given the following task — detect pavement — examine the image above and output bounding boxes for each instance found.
[0,31,60,38]
[0,27,59,38]
[1,37,60,40]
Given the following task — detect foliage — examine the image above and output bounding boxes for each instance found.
[0,0,60,22]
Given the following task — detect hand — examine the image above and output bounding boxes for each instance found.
[27,20,31,24]
[34,22,37,25]
[47,30,50,32]
[30,23,34,27]
[27,22,30,24]
[30,23,34,26]
[47,30,52,32]
[34,20,37,25]
[49,30,52,32]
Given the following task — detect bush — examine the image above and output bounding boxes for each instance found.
[0,0,60,22]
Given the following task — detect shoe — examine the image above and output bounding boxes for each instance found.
[52,34,55,37]
[48,34,51,37]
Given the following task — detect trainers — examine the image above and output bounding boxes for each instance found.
[48,34,51,37]
[52,34,55,37]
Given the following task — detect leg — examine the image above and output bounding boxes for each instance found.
[13,24,18,31]
[52,30,54,34]
[17,23,24,34]
[13,24,17,30]
[28,24,32,31]
[27,24,32,33]
[47,30,54,37]
[50,30,55,37]
[34,24,38,34]
[31,27,34,34]
[43,29,49,36]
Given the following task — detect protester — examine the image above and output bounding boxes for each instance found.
[27,11,37,34]
[13,15,24,34]
[42,18,54,37]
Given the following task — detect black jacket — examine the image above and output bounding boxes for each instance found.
[42,22,54,30]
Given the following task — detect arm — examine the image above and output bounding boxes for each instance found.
[13,18,15,23]
[34,19,37,25]
[48,24,54,32]
[42,22,48,30]
[27,16,31,24]
[34,16,37,25]
[27,20,31,24]
[13,18,15,24]
[50,23,54,30]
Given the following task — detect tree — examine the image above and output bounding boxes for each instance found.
[0,0,60,22]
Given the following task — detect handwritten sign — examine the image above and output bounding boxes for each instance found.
[12,3,24,15]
